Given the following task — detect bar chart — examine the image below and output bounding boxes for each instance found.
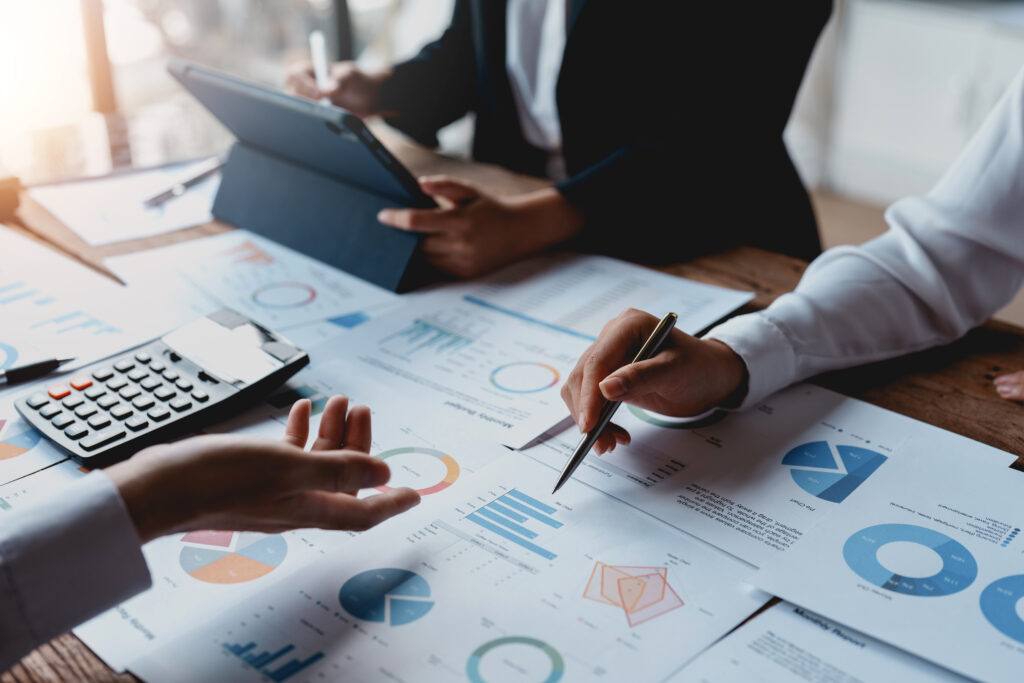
[465,489,563,560]
[223,640,324,682]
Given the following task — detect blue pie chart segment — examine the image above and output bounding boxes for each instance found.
[781,441,838,469]
[339,568,434,626]
[843,523,977,596]
[784,442,888,503]
[980,575,1024,644]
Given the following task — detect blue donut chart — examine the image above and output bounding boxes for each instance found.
[843,523,977,596]
[980,575,1024,644]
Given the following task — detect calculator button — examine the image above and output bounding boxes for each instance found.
[163,370,180,382]
[148,407,171,422]
[69,376,92,391]
[169,397,192,412]
[114,360,134,373]
[75,404,98,419]
[64,423,88,440]
[132,395,155,410]
[150,361,166,373]
[119,385,141,400]
[192,389,209,403]
[135,352,152,364]
[48,385,71,400]
[106,377,128,391]
[63,395,85,409]
[140,377,160,391]
[126,416,148,431]
[40,404,62,419]
[51,413,75,429]
[88,414,111,430]
[154,386,176,401]
[127,368,148,382]
[174,378,193,391]
[80,427,126,451]
[27,393,50,409]
[92,367,114,381]
[97,395,119,410]
[110,405,133,420]
[84,386,106,400]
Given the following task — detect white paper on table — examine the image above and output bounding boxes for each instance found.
[104,230,398,332]
[0,457,82,505]
[754,444,1024,682]
[0,226,183,370]
[0,387,71,486]
[523,383,1018,568]
[670,601,968,682]
[129,455,769,683]
[334,288,594,448]
[75,359,505,672]
[421,251,754,340]
[28,160,221,246]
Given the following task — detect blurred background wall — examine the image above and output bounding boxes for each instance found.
[2,0,1024,321]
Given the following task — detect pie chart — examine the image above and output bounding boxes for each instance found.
[0,419,42,461]
[251,282,317,309]
[339,568,434,626]
[782,441,887,503]
[0,343,17,370]
[489,362,560,393]
[843,523,977,596]
[980,574,1024,644]
[179,532,288,584]
[374,447,460,495]
[626,405,726,430]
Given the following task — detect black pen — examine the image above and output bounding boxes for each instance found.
[142,157,224,209]
[553,312,678,493]
[0,357,76,386]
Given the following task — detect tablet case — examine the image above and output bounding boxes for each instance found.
[212,142,421,292]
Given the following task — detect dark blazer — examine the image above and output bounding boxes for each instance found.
[378,1,830,263]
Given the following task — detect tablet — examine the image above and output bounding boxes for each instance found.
[167,59,435,208]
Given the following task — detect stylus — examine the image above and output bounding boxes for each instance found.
[309,30,332,105]
[142,156,224,209]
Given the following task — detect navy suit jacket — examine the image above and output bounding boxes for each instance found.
[378,1,830,263]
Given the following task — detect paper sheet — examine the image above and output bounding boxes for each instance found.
[75,361,505,672]
[671,601,967,682]
[0,459,83,509]
[524,383,1018,567]
[28,160,221,246]
[0,227,180,370]
[754,445,1024,682]
[104,230,399,332]
[130,456,769,683]
[0,388,70,486]
[428,252,754,340]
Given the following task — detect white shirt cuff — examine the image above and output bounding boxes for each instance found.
[704,312,798,410]
[0,471,151,663]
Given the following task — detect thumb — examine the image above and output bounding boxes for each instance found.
[418,176,481,205]
[599,356,677,401]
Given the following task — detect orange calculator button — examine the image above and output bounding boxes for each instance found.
[48,385,71,399]
[70,376,93,391]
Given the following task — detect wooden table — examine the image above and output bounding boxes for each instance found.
[5,125,1024,682]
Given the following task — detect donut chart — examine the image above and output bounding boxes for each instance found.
[980,574,1024,644]
[843,523,977,596]
[250,282,317,309]
[466,636,564,683]
[374,447,460,495]
[0,342,17,370]
[489,362,560,394]
[626,405,726,430]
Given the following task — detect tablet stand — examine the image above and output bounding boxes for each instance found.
[212,142,422,292]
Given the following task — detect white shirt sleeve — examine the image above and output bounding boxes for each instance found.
[0,471,151,671]
[706,66,1024,408]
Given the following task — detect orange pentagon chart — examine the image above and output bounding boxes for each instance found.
[179,532,288,584]
[583,561,683,627]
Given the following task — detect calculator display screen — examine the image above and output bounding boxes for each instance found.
[162,317,283,385]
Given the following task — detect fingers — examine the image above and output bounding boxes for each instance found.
[995,371,1024,400]
[377,207,459,233]
[311,395,350,451]
[286,64,320,100]
[593,423,630,455]
[342,404,372,453]
[417,176,481,205]
[288,451,392,494]
[300,487,421,531]
[600,353,678,402]
[282,399,312,447]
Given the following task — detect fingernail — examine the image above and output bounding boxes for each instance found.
[377,210,390,223]
[578,418,587,434]
[600,377,626,399]
[997,385,1016,398]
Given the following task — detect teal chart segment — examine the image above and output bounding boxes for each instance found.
[466,636,564,683]
[782,441,887,503]
[980,574,1024,644]
[339,568,434,626]
[843,523,978,596]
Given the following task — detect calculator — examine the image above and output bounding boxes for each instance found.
[15,309,309,467]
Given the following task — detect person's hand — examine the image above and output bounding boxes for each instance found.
[377,177,585,278]
[561,309,748,454]
[995,371,1024,401]
[106,395,420,543]
[285,60,391,117]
